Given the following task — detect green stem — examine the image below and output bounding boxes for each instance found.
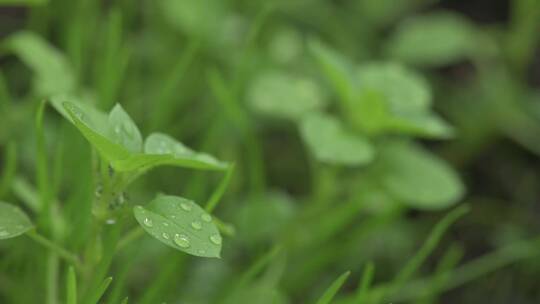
[27,231,82,269]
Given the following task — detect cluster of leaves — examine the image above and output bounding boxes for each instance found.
[1,0,540,303]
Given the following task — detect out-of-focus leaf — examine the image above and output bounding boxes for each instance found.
[161,0,225,39]
[133,195,222,258]
[346,63,454,138]
[308,39,356,103]
[356,62,431,113]
[375,141,464,210]
[0,201,33,239]
[300,112,374,166]
[247,70,326,120]
[386,12,477,66]
[4,31,75,96]
[235,192,296,244]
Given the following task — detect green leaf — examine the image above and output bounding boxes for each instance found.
[0,201,33,239]
[247,70,326,120]
[161,0,225,39]
[107,104,143,153]
[375,141,464,210]
[300,112,374,166]
[112,133,227,171]
[346,63,454,138]
[316,271,351,304]
[387,112,455,139]
[63,101,131,162]
[356,62,431,113]
[308,39,356,103]
[133,195,222,258]
[4,31,75,96]
[386,12,477,66]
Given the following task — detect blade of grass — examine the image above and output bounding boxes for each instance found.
[391,205,469,289]
[0,142,17,198]
[355,262,375,303]
[66,266,77,304]
[316,271,351,304]
[86,277,113,304]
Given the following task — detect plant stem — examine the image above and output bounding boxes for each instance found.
[27,231,82,269]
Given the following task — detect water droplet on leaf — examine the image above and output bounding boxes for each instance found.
[162,232,170,240]
[210,234,222,245]
[143,218,153,227]
[180,202,192,212]
[191,221,202,230]
[201,213,212,222]
[174,234,190,248]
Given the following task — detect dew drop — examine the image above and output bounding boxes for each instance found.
[198,249,206,255]
[201,213,212,222]
[191,221,202,230]
[114,126,121,134]
[162,232,170,240]
[180,202,192,212]
[105,219,116,225]
[174,234,190,248]
[143,218,153,227]
[210,234,222,245]
[163,222,169,227]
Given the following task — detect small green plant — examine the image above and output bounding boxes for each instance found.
[0,96,232,301]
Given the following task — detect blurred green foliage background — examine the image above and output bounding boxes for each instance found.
[1,0,540,303]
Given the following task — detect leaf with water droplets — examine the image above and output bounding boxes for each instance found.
[112,133,227,171]
[133,195,222,258]
[108,104,143,153]
[299,112,374,166]
[62,101,132,162]
[0,201,33,240]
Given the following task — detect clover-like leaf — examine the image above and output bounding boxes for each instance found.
[111,133,227,171]
[108,104,143,153]
[308,39,356,103]
[375,141,464,210]
[5,31,75,96]
[0,202,33,239]
[385,12,477,66]
[247,70,326,120]
[133,195,222,258]
[387,112,455,138]
[300,112,374,165]
[63,101,132,162]
[356,62,431,114]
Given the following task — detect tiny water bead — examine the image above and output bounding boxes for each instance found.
[191,221,202,230]
[198,249,206,255]
[143,218,153,227]
[180,202,192,212]
[163,222,169,227]
[210,234,222,245]
[162,232,170,240]
[174,234,190,248]
[201,213,212,222]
